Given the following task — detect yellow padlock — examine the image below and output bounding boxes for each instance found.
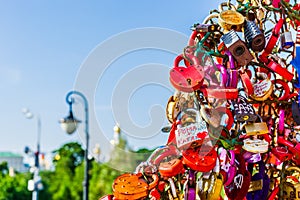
[245,122,269,135]
[283,166,300,200]
[218,2,245,32]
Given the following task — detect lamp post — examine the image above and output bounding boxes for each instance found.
[59,91,89,200]
[22,109,41,200]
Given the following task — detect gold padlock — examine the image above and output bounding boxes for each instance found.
[283,166,300,200]
[245,122,269,135]
[218,2,244,32]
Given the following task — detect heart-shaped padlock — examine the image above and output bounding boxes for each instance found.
[182,144,217,172]
[251,72,273,101]
[170,54,204,92]
[225,154,251,200]
[175,108,208,149]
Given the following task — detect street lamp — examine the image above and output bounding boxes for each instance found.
[22,108,42,200]
[59,90,89,200]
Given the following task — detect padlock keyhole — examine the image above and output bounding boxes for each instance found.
[234,46,245,56]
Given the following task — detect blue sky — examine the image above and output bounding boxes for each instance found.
[0,0,223,160]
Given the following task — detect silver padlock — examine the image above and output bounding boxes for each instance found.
[244,20,265,52]
[280,31,294,49]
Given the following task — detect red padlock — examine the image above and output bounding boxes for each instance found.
[182,144,217,172]
[259,18,284,63]
[169,54,204,92]
[277,136,300,165]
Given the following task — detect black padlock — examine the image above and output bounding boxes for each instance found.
[244,20,265,52]
[232,96,257,122]
[221,30,254,66]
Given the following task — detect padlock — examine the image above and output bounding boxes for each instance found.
[277,136,300,165]
[191,23,220,32]
[271,146,293,162]
[182,144,217,172]
[183,169,197,200]
[112,173,158,200]
[259,18,284,64]
[219,149,236,187]
[282,166,300,200]
[158,158,184,178]
[250,72,273,101]
[169,54,204,92]
[221,30,254,66]
[280,31,294,49]
[218,2,244,32]
[200,105,221,128]
[242,137,269,153]
[246,161,270,200]
[244,114,269,136]
[266,60,294,82]
[232,96,257,122]
[245,122,269,136]
[225,154,251,200]
[244,20,266,52]
[175,108,209,149]
[197,158,223,200]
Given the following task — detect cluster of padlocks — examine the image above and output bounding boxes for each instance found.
[100,0,300,199]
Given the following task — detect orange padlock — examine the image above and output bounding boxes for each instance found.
[113,173,158,200]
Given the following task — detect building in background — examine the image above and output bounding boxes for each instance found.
[0,152,27,173]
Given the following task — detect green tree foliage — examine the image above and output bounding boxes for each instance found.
[46,142,84,200]
[0,161,31,200]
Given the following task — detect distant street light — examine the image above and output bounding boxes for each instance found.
[22,108,42,200]
[59,91,89,200]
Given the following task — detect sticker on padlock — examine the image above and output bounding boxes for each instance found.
[251,72,273,101]
[169,54,204,92]
[112,173,158,200]
[175,108,208,149]
[232,96,257,122]
[182,144,217,172]
[221,30,254,66]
